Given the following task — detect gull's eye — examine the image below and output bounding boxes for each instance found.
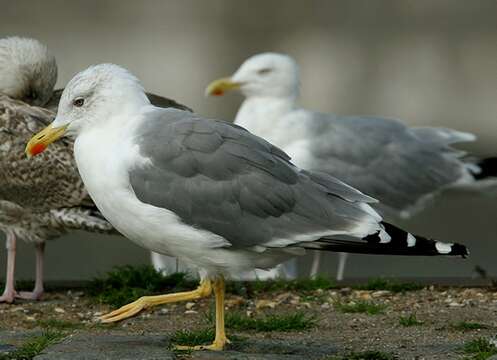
[257,68,272,75]
[73,97,85,107]
[26,90,37,100]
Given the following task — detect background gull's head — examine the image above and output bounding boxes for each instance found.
[206,53,300,100]
[0,37,57,106]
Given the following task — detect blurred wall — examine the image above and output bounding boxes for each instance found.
[0,0,496,280]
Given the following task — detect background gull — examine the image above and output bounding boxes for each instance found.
[27,64,468,350]
[0,37,189,302]
[205,52,496,280]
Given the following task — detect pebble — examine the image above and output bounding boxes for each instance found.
[340,287,352,295]
[225,296,245,307]
[184,310,197,314]
[157,308,169,315]
[54,307,66,313]
[448,302,464,307]
[275,292,292,303]
[255,299,277,309]
[25,316,36,321]
[185,302,195,310]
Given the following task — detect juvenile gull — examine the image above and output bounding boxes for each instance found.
[0,37,189,302]
[205,52,493,280]
[0,37,114,302]
[26,64,468,350]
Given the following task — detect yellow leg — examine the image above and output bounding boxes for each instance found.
[176,275,230,351]
[100,279,212,323]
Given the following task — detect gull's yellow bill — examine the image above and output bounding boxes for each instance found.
[25,124,68,158]
[204,77,242,97]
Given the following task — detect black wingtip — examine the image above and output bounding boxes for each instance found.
[451,243,469,258]
[474,157,497,180]
[304,221,470,258]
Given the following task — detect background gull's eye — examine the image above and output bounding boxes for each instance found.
[257,68,272,75]
[73,97,85,107]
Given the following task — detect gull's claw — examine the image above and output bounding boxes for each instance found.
[175,337,230,352]
[17,290,44,301]
[0,290,17,304]
[99,281,213,323]
[100,296,151,323]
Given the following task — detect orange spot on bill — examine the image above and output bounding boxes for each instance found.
[30,143,47,156]
[212,89,224,96]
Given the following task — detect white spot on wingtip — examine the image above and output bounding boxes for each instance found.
[407,233,416,247]
[379,229,391,244]
[435,241,453,254]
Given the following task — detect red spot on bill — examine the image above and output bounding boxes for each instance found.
[212,89,225,96]
[30,143,47,156]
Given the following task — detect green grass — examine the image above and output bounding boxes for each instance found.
[353,278,423,293]
[329,350,396,360]
[0,330,64,360]
[398,314,423,327]
[335,301,387,315]
[462,337,497,359]
[170,328,215,347]
[452,321,490,332]
[87,265,197,307]
[228,276,337,296]
[224,311,316,332]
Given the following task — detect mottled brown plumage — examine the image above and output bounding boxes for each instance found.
[0,94,113,243]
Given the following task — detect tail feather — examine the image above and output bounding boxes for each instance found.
[474,157,497,180]
[303,222,468,258]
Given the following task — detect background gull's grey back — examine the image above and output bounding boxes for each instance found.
[1,0,496,280]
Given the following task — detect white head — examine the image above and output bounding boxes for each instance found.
[26,64,149,156]
[0,37,57,106]
[206,53,300,99]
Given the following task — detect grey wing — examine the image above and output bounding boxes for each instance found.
[304,113,476,217]
[129,108,381,249]
[46,89,192,112]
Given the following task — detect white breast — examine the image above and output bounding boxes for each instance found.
[73,113,229,260]
[235,98,315,168]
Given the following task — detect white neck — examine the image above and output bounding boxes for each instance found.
[235,96,296,142]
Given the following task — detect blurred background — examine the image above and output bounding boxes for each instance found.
[1,0,496,281]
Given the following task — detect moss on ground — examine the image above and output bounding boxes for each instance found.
[0,330,64,360]
[335,300,387,315]
[461,337,497,360]
[353,278,423,293]
[398,314,423,327]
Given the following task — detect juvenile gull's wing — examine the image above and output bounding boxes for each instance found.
[0,94,114,234]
